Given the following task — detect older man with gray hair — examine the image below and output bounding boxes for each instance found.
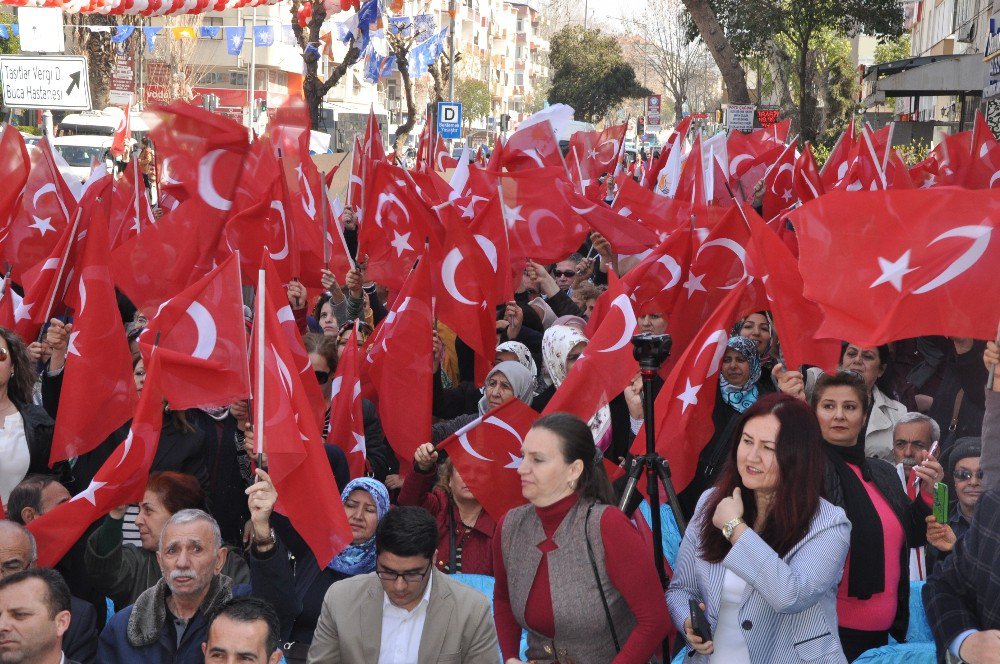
[890,411,941,581]
[97,470,298,664]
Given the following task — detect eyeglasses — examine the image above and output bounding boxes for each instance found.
[552,270,576,278]
[954,469,984,482]
[375,562,432,583]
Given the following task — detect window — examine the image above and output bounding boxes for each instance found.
[515,71,523,86]
[517,17,524,32]
[230,71,248,86]
[387,80,398,100]
[515,45,523,60]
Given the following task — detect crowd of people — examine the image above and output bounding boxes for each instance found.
[1,121,1000,664]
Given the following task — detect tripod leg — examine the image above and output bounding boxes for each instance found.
[654,459,688,536]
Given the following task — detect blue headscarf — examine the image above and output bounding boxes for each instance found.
[327,477,391,576]
[719,336,762,413]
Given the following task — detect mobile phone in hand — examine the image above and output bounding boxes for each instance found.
[689,598,712,641]
[933,482,949,524]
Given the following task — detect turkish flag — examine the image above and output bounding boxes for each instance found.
[558,180,659,255]
[0,125,30,235]
[251,265,353,568]
[645,116,692,190]
[498,168,589,264]
[743,207,839,372]
[50,185,138,464]
[502,120,566,173]
[436,398,537,520]
[261,253,327,433]
[362,258,434,463]
[0,278,22,332]
[820,122,857,190]
[761,140,798,220]
[356,161,438,290]
[363,108,386,163]
[348,136,365,214]
[612,173,684,237]
[468,194,516,304]
[919,130,971,188]
[666,204,764,354]
[790,188,1000,346]
[793,142,825,203]
[569,122,627,183]
[138,254,251,411]
[110,103,132,159]
[5,138,79,278]
[620,228,694,317]
[965,112,1000,189]
[327,322,368,479]
[634,284,750,493]
[108,159,156,251]
[544,276,638,424]
[674,133,707,207]
[28,353,166,569]
[430,204,497,374]
[725,126,785,202]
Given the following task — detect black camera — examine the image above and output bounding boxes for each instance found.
[631,333,672,371]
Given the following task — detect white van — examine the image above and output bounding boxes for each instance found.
[57,107,149,139]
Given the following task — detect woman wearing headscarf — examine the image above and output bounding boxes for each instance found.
[279,477,390,662]
[431,340,540,419]
[679,336,775,517]
[431,361,536,444]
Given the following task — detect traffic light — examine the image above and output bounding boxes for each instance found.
[636,117,645,136]
[499,113,510,132]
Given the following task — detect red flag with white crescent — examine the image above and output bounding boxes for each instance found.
[327,322,368,479]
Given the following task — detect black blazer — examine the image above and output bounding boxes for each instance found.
[924,487,1000,660]
[65,595,98,664]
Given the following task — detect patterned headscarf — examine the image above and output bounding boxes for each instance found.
[478,361,536,415]
[496,341,538,378]
[541,325,612,446]
[327,477,390,576]
[719,335,762,413]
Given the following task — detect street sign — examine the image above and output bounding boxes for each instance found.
[646,94,662,129]
[726,104,755,133]
[0,56,92,111]
[109,49,136,107]
[437,101,462,139]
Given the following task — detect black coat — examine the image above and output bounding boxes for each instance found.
[18,399,56,477]
[65,595,98,664]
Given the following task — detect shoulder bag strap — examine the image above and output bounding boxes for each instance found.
[585,502,621,653]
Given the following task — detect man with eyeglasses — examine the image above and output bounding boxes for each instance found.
[891,412,940,581]
[925,437,982,576]
[0,521,97,664]
[307,506,499,663]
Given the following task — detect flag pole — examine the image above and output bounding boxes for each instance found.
[320,170,331,268]
[988,320,1000,390]
[254,267,266,469]
[41,207,84,335]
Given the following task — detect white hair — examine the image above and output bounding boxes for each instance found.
[158,509,223,551]
[894,411,941,444]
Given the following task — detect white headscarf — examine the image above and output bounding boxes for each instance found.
[541,325,613,446]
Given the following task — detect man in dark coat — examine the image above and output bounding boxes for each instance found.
[0,567,82,664]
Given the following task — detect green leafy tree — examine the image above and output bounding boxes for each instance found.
[695,0,903,142]
[453,78,490,130]
[0,11,21,113]
[548,26,651,123]
[874,34,910,64]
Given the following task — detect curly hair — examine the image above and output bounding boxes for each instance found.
[0,328,35,404]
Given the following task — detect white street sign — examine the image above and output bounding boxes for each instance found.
[0,55,92,111]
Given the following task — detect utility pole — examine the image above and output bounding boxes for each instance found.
[247,7,257,142]
[448,0,456,101]
[584,0,588,29]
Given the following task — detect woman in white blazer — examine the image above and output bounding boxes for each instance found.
[667,393,852,663]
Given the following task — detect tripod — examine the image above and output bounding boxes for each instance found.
[618,334,688,660]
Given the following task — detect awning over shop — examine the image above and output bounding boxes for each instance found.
[862,54,984,105]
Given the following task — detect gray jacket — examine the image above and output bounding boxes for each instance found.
[667,490,851,663]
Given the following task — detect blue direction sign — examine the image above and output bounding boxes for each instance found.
[437,101,462,140]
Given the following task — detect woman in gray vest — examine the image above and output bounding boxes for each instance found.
[666,393,851,663]
[492,413,671,664]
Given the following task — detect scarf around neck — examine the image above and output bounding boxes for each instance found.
[719,336,762,413]
[328,477,390,576]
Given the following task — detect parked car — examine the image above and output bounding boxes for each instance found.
[51,135,113,183]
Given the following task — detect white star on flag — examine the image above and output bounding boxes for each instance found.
[29,216,55,236]
[390,230,413,256]
[14,301,32,323]
[67,330,81,357]
[69,480,107,506]
[682,272,707,298]
[587,148,598,159]
[870,250,915,292]
[781,188,793,202]
[502,202,524,227]
[350,432,366,455]
[504,452,521,469]
[676,379,702,413]
[458,195,486,219]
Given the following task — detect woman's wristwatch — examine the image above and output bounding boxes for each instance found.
[722,517,745,541]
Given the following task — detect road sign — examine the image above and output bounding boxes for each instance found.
[109,49,136,107]
[726,104,755,133]
[646,94,662,129]
[437,101,462,140]
[0,55,91,111]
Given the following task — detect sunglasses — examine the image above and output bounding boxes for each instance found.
[552,270,576,278]
[954,469,984,482]
[314,370,330,384]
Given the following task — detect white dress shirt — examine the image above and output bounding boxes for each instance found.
[378,573,433,664]
[0,414,29,505]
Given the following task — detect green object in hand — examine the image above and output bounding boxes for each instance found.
[933,482,949,524]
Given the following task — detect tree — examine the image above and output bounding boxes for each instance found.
[623,0,720,122]
[143,15,212,105]
[65,14,125,110]
[679,0,751,105]
[548,26,651,123]
[699,0,903,142]
[428,52,460,105]
[453,77,490,131]
[290,0,363,129]
[874,34,910,64]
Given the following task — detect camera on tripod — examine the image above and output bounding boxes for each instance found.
[631,333,672,371]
